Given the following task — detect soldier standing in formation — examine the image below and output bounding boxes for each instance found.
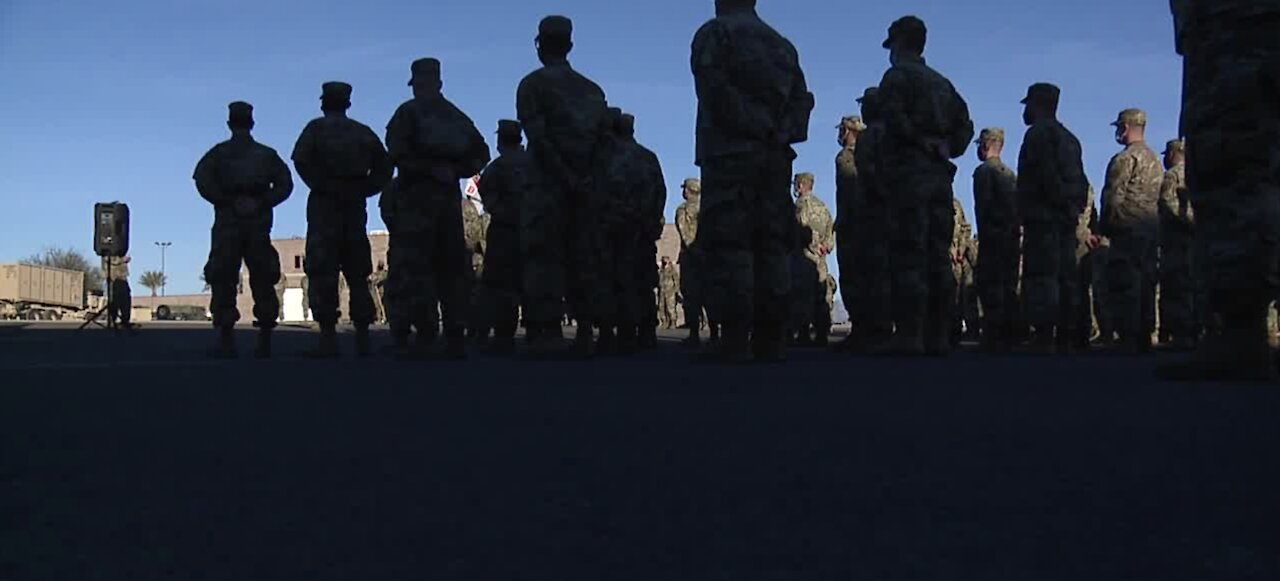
[292,81,392,358]
[675,178,704,347]
[1016,83,1088,354]
[195,101,293,358]
[1101,108,1163,353]
[789,172,834,347]
[462,195,490,343]
[832,115,865,350]
[370,262,387,324]
[970,127,1020,351]
[477,120,533,355]
[517,15,609,357]
[691,0,813,363]
[383,58,491,359]
[658,257,680,329]
[590,107,643,354]
[620,113,668,351]
[1157,138,1196,349]
[875,16,974,357]
[844,87,894,352]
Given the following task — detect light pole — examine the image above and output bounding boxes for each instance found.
[155,242,172,297]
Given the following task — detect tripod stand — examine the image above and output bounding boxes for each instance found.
[78,259,129,333]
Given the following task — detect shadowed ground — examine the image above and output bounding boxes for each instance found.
[2,323,1278,580]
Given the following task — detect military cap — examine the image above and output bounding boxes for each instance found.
[620,113,636,133]
[855,87,879,103]
[537,15,573,41]
[976,127,1005,144]
[606,106,623,122]
[321,81,353,102]
[496,119,522,137]
[1111,108,1148,127]
[408,57,441,86]
[682,178,701,193]
[1020,83,1061,106]
[1164,138,1185,155]
[882,15,926,49]
[838,115,867,131]
[228,101,254,124]
[794,172,816,184]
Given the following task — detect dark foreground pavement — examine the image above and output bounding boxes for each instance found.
[2,323,1278,580]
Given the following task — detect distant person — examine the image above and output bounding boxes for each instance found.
[1100,108,1163,354]
[104,255,134,332]
[1157,138,1197,350]
[789,172,834,347]
[516,15,610,357]
[874,15,974,357]
[274,274,288,322]
[658,256,680,330]
[691,0,814,363]
[1016,83,1088,354]
[370,263,388,324]
[625,113,668,351]
[831,114,865,351]
[846,87,894,353]
[971,127,1019,351]
[674,178,705,347]
[194,101,293,358]
[383,58,491,359]
[477,120,537,355]
[292,81,392,358]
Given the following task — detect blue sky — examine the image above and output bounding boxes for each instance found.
[0,0,1179,294]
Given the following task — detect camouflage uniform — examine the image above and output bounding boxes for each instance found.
[478,120,536,342]
[675,183,704,332]
[194,102,292,330]
[658,262,681,328]
[1158,140,1198,342]
[291,82,392,330]
[588,107,648,339]
[1101,110,1164,346]
[1016,84,1089,343]
[1075,187,1101,343]
[971,129,1020,342]
[103,256,132,326]
[790,176,834,341]
[834,116,866,320]
[604,113,668,346]
[462,198,488,336]
[383,59,491,344]
[274,274,287,320]
[516,16,609,338]
[692,3,814,358]
[370,267,387,323]
[950,199,973,339]
[877,17,974,353]
[630,118,667,345]
[847,88,894,343]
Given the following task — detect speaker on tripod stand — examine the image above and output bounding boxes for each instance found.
[80,202,133,332]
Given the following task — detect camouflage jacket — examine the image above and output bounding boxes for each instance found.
[194,135,294,223]
[1077,185,1098,259]
[659,264,680,293]
[972,156,1019,238]
[103,257,129,282]
[853,123,885,205]
[633,140,668,242]
[951,199,973,277]
[477,147,539,229]
[1158,162,1193,234]
[795,192,834,265]
[1016,119,1088,225]
[834,144,857,227]
[691,7,813,165]
[462,200,488,256]
[1101,141,1163,236]
[516,61,608,182]
[876,54,973,174]
[676,198,700,253]
[292,114,392,201]
[596,136,661,230]
[385,95,490,189]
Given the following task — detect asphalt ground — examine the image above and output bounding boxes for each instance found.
[2,322,1278,580]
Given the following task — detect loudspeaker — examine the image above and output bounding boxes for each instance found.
[93,202,130,258]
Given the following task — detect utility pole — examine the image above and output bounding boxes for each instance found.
[155,241,172,297]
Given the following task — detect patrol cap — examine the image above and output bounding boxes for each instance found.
[1111,108,1148,127]
[1021,82,1061,106]
[408,58,441,86]
[620,113,636,133]
[682,178,701,193]
[882,15,926,49]
[496,119,522,138]
[855,87,879,104]
[321,81,353,102]
[976,127,1005,144]
[606,106,623,122]
[537,15,573,41]
[228,101,254,125]
[794,172,816,184]
[1164,138,1185,155]
[838,115,867,131]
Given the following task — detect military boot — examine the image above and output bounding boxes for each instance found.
[444,332,467,361]
[753,322,788,363]
[209,326,237,359]
[1027,325,1056,355]
[615,326,637,356]
[925,316,953,358]
[354,325,372,358]
[709,323,721,346]
[638,325,658,350]
[872,321,926,357]
[682,329,703,349]
[596,326,616,357]
[305,325,341,359]
[254,328,273,359]
[571,323,595,360]
[696,323,751,364]
[1157,317,1275,382]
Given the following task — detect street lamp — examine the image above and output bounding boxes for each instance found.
[155,241,172,297]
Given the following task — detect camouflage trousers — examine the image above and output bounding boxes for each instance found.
[480,221,521,337]
[845,196,894,334]
[204,217,280,328]
[679,247,705,329]
[977,231,1020,335]
[1021,221,1080,330]
[885,165,956,332]
[835,218,856,320]
[658,289,680,328]
[382,180,467,338]
[698,152,794,331]
[634,238,660,331]
[789,253,824,332]
[1160,233,1200,338]
[1183,16,1280,318]
[586,223,644,329]
[108,279,132,325]
[520,185,567,327]
[1107,230,1158,339]
[1090,245,1113,337]
[304,195,375,327]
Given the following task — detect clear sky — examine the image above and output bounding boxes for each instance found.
[0,0,1180,294]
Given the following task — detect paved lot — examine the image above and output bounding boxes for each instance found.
[2,323,1278,580]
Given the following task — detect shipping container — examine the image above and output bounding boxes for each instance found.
[0,263,86,309]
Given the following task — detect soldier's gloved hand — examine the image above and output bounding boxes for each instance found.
[234,196,260,216]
